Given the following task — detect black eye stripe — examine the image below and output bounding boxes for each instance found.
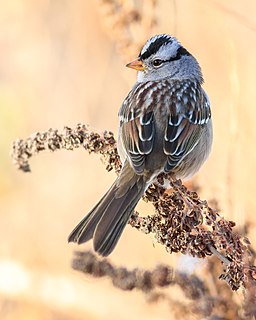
[140,45,192,68]
[161,47,191,64]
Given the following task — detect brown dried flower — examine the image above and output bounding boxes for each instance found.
[11,125,256,291]
[11,125,256,318]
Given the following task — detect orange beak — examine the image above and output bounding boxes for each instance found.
[126,58,145,71]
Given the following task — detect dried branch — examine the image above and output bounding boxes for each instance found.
[130,179,256,291]
[99,0,157,61]
[72,250,176,292]
[11,124,256,318]
[11,124,256,290]
[72,250,214,318]
[72,250,254,319]
[11,124,121,173]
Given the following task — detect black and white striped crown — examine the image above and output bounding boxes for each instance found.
[139,34,175,59]
[139,34,190,61]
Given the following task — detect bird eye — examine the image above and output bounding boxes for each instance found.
[152,59,163,67]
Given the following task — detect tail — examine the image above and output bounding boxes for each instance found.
[68,167,146,256]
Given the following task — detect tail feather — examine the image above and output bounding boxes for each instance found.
[68,173,146,256]
[67,205,98,243]
[96,211,129,256]
[68,181,117,243]
[94,179,145,256]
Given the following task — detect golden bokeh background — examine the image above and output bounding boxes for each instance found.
[1,1,256,319]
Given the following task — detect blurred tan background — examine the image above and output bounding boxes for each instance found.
[1,1,256,319]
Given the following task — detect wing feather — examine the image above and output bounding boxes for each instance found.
[163,81,211,172]
[118,79,211,175]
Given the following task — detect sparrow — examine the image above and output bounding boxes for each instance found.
[68,34,212,256]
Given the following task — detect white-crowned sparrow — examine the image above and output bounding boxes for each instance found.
[68,34,213,256]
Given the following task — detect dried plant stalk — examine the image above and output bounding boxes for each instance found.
[72,250,215,318]
[11,124,256,294]
[130,179,256,291]
[72,251,254,319]
[98,0,158,60]
[11,124,121,173]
